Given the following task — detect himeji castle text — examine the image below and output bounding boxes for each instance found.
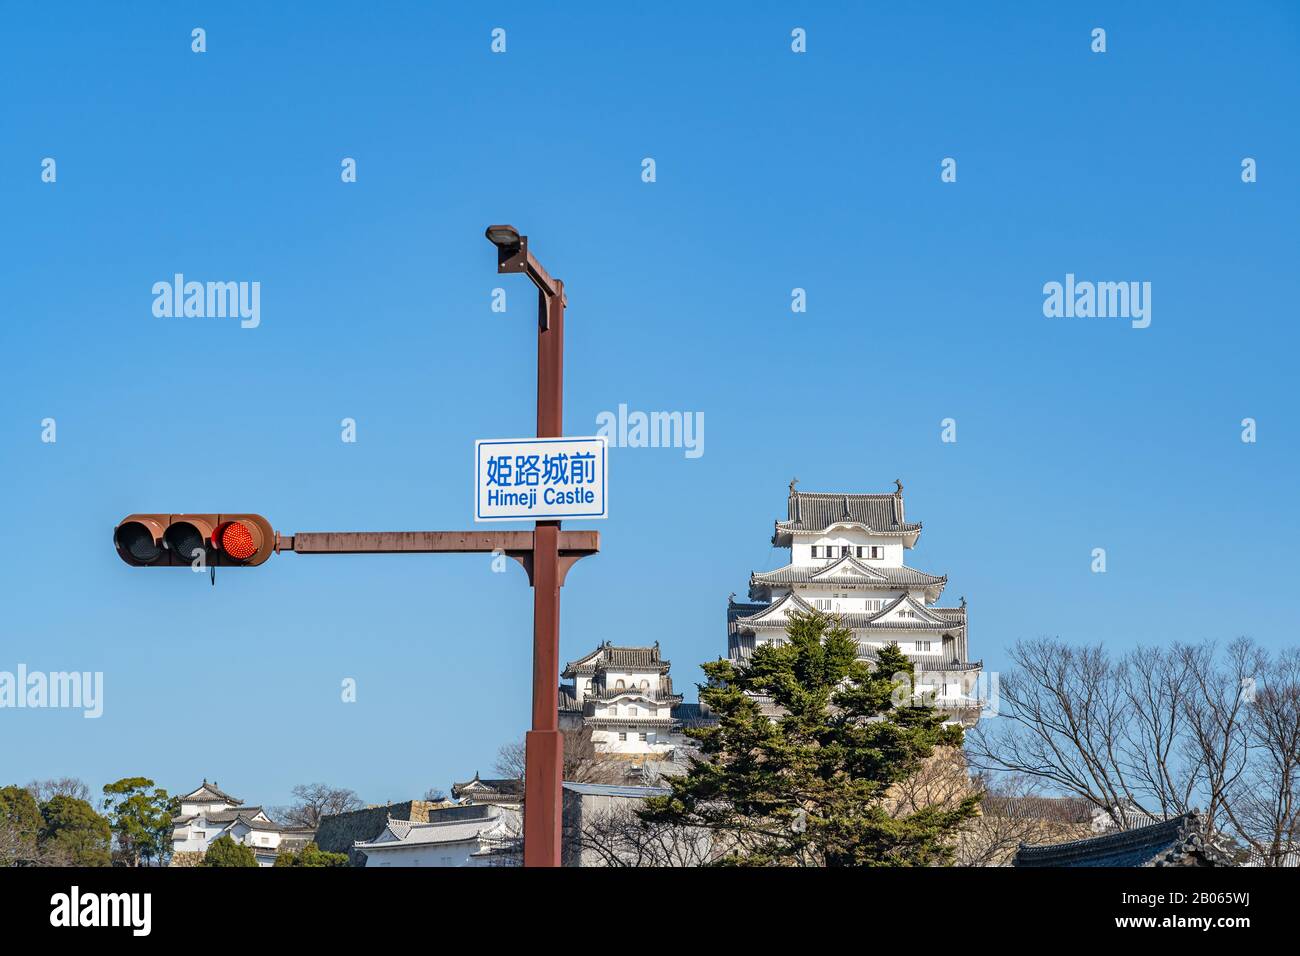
[727,481,983,724]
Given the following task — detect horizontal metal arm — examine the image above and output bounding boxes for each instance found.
[278,530,598,556]
[274,530,598,586]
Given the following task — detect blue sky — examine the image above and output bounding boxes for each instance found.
[2,2,1297,808]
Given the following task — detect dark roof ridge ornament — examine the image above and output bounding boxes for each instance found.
[961,595,967,609]
[788,477,798,497]
[894,478,903,495]
[842,495,852,518]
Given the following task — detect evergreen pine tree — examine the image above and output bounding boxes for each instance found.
[641,610,980,865]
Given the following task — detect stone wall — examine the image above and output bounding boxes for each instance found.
[315,800,447,866]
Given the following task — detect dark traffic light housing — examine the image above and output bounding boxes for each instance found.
[114,514,275,567]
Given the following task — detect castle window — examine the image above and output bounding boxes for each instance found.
[639,733,648,742]
[916,641,931,652]
[811,546,820,558]
[629,706,638,716]
[869,546,884,559]
[855,546,864,558]
[615,679,625,690]
[618,732,627,741]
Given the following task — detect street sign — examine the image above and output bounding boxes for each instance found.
[474,436,607,522]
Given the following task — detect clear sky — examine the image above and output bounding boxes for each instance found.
[3,2,1297,809]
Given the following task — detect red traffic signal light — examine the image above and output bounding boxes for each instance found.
[114,514,276,567]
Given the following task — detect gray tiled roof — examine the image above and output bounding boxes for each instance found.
[1014,812,1234,867]
[672,702,717,724]
[200,806,269,824]
[562,641,670,677]
[451,774,524,800]
[982,795,1098,824]
[181,780,242,804]
[727,600,769,627]
[750,559,946,590]
[857,648,982,671]
[357,805,517,849]
[1244,847,1300,867]
[735,591,966,633]
[561,782,672,799]
[775,490,921,536]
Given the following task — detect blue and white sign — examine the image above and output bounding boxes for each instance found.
[474,436,608,522]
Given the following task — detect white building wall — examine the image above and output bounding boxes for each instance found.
[792,533,905,566]
[362,839,486,867]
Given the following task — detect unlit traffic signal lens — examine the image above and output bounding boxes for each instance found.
[165,522,206,563]
[115,521,162,564]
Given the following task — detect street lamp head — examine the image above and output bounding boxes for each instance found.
[485,224,522,249]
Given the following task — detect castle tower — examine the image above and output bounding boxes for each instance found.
[726,482,982,724]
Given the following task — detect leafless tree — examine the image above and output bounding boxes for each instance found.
[1176,639,1261,833]
[954,773,1093,867]
[968,635,1297,857]
[494,740,527,782]
[1224,649,1300,865]
[888,745,975,817]
[26,777,91,804]
[495,727,628,786]
[568,803,713,867]
[0,821,75,867]
[277,783,364,828]
[1117,645,1198,815]
[966,639,1146,828]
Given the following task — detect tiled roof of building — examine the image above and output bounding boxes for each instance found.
[357,805,517,849]
[671,702,716,725]
[858,648,982,672]
[562,641,670,677]
[727,598,974,669]
[199,806,270,824]
[774,488,922,537]
[558,685,581,712]
[983,795,1098,825]
[1014,812,1234,867]
[561,782,672,799]
[451,773,525,801]
[233,816,285,833]
[734,591,966,633]
[750,559,946,591]
[1244,846,1300,867]
[181,780,242,804]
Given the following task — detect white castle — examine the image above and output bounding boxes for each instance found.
[727,481,982,724]
[558,643,709,758]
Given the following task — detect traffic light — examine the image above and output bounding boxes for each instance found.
[113,514,276,567]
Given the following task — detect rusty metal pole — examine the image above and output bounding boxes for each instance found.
[524,281,566,867]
